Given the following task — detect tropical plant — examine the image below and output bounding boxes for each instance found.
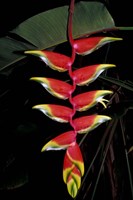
[0,0,133,200]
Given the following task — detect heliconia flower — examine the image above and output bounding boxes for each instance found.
[70,167,81,189]
[63,150,75,184]
[66,167,81,198]
[66,166,81,189]
[63,144,84,198]
[72,64,116,86]
[63,149,82,187]
[41,130,76,152]
[73,114,111,134]
[30,77,72,99]
[66,143,84,176]
[32,104,73,122]
[73,90,113,111]
[24,50,72,72]
[73,36,123,55]
[67,174,78,198]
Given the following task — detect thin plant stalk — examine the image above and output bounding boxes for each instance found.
[120,118,133,199]
[90,119,118,200]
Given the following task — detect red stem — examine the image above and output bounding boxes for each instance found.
[67,0,77,133]
[68,0,76,64]
[68,0,75,46]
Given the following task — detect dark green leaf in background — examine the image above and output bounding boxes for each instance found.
[10,1,115,48]
[0,1,116,73]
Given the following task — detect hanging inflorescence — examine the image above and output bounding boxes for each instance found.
[24,0,122,198]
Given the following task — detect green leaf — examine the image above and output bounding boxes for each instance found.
[0,37,35,74]
[0,1,116,73]
[117,26,133,30]
[99,75,133,92]
[10,1,116,48]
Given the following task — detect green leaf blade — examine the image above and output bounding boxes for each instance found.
[10,1,115,49]
[0,1,116,72]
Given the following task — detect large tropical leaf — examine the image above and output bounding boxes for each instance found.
[0,1,116,73]
[10,1,116,48]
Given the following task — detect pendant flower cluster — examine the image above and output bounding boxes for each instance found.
[24,2,122,198]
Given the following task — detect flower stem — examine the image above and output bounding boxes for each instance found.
[67,0,76,133]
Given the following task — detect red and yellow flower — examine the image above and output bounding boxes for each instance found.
[41,130,76,151]
[25,50,72,72]
[63,143,84,198]
[73,114,111,134]
[32,104,73,122]
[73,90,113,111]
[73,36,122,55]
[72,64,116,86]
[30,77,72,99]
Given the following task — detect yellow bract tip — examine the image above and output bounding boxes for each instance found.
[24,50,44,57]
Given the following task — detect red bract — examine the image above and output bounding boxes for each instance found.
[24,50,72,72]
[63,149,74,184]
[73,36,122,55]
[69,166,81,189]
[66,167,81,198]
[72,64,116,86]
[30,77,72,99]
[73,115,111,134]
[32,104,73,122]
[63,143,84,197]
[41,130,76,151]
[66,143,84,176]
[73,90,113,111]
[67,174,78,198]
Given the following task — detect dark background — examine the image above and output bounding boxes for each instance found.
[0,1,133,200]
